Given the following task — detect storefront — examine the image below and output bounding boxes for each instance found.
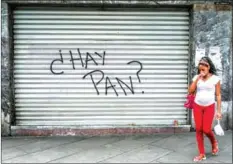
[2,1,232,136]
[13,7,190,127]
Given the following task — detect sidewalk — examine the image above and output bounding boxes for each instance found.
[2,131,232,163]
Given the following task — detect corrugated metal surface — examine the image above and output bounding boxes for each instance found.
[13,7,190,126]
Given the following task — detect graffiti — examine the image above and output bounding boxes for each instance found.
[50,50,64,75]
[83,70,135,96]
[50,48,105,73]
[69,49,84,69]
[116,77,134,95]
[50,49,143,96]
[82,70,105,95]
[127,61,143,83]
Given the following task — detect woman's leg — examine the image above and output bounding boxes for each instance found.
[193,103,205,154]
[202,104,216,145]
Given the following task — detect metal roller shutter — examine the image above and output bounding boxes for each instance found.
[13,7,190,126]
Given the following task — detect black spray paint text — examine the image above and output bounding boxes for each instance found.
[50,49,143,96]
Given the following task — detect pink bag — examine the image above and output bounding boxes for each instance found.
[184,94,195,109]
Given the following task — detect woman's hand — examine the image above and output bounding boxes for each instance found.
[193,74,204,84]
[215,81,222,120]
[196,73,204,81]
[216,112,222,120]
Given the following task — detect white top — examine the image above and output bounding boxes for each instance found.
[192,75,220,106]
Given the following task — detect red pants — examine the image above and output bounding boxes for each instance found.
[193,103,216,154]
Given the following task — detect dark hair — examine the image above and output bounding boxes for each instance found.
[197,56,217,75]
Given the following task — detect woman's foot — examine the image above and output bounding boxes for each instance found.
[193,154,206,162]
[212,141,219,155]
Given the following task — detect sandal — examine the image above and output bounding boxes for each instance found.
[212,141,219,155]
[193,154,206,162]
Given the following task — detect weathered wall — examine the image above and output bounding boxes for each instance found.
[228,23,232,129]
[2,0,232,5]
[1,2,14,136]
[228,101,232,129]
[191,4,232,130]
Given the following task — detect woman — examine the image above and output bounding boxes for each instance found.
[189,56,222,162]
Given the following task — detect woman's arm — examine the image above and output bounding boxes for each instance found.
[188,75,201,94]
[215,81,222,118]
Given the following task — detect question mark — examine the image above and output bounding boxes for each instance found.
[127,60,143,83]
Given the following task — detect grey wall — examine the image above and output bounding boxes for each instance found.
[191,4,232,130]
[1,2,14,136]
[1,0,233,6]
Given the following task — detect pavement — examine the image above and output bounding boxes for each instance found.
[1,131,232,163]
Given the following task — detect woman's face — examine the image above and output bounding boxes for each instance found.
[198,62,210,76]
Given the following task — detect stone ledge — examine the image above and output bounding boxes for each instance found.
[1,122,11,137]
[193,4,232,11]
[11,125,191,136]
[2,0,232,5]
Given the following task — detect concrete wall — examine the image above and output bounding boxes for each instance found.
[2,0,233,5]
[1,2,14,136]
[1,0,232,136]
[191,4,232,130]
